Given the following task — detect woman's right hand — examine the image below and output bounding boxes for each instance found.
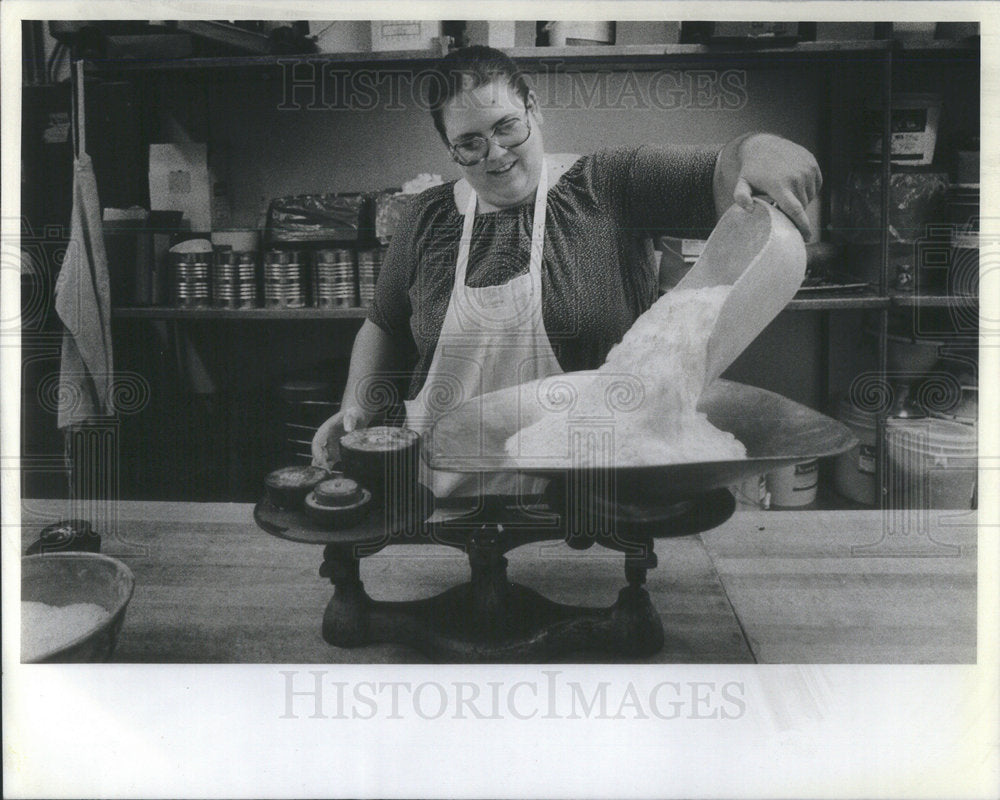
[311,406,370,469]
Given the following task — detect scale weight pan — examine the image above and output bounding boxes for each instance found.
[426,377,857,502]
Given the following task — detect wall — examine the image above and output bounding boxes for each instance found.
[194,67,821,231]
[155,64,826,408]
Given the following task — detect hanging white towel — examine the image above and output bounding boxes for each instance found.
[54,65,114,428]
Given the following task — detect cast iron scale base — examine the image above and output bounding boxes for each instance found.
[254,484,736,662]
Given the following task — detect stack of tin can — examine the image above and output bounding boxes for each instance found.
[313,248,357,308]
[213,251,258,309]
[264,249,305,308]
[171,252,211,308]
[357,247,384,308]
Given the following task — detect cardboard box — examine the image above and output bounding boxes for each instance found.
[370,21,441,52]
[865,93,942,166]
[814,22,876,41]
[615,22,681,45]
[149,143,211,231]
[149,143,230,232]
[709,21,804,42]
[105,34,193,60]
[515,21,536,47]
[465,21,517,49]
[891,22,937,40]
[309,21,371,52]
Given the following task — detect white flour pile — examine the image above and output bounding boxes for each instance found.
[505,286,747,466]
[22,601,109,661]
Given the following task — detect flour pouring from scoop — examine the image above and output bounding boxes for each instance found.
[506,286,746,467]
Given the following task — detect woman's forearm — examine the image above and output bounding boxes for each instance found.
[341,319,407,422]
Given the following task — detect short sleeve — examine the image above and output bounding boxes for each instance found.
[588,145,722,240]
[367,199,420,341]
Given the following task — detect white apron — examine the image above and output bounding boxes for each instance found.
[404,161,563,499]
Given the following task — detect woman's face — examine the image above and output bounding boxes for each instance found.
[441,79,545,210]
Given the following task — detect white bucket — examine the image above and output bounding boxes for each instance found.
[833,397,878,505]
[768,459,818,507]
[887,418,977,509]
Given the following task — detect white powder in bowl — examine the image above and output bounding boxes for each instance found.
[506,286,747,467]
[22,601,110,661]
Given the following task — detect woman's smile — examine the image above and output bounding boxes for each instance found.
[486,158,518,176]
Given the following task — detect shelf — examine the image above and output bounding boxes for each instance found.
[113,306,369,320]
[114,294,892,320]
[895,38,980,53]
[85,39,895,74]
[889,293,979,308]
[505,40,892,67]
[785,291,888,311]
[85,48,446,73]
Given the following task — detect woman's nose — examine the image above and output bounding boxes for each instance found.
[486,137,509,160]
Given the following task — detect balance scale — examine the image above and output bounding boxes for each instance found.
[255,379,856,662]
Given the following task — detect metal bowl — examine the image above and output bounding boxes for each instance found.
[21,553,135,663]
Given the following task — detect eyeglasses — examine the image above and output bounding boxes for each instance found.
[448,112,532,167]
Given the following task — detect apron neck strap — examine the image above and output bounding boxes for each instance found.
[455,157,548,287]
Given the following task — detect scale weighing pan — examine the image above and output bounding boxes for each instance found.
[425,376,858,500]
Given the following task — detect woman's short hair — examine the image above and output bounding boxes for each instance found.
[427,45,533,142]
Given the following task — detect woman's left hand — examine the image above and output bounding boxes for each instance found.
[718,133,822,239]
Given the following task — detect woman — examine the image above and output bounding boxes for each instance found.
[312,46,821,497]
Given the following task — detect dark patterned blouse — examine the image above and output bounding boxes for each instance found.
[368,145,720,401]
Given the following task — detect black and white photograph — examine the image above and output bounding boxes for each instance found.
[3,3,997,798]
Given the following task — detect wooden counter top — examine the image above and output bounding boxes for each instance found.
[19,501,977,664]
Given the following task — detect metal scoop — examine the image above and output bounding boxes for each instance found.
[674,197,807,385]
